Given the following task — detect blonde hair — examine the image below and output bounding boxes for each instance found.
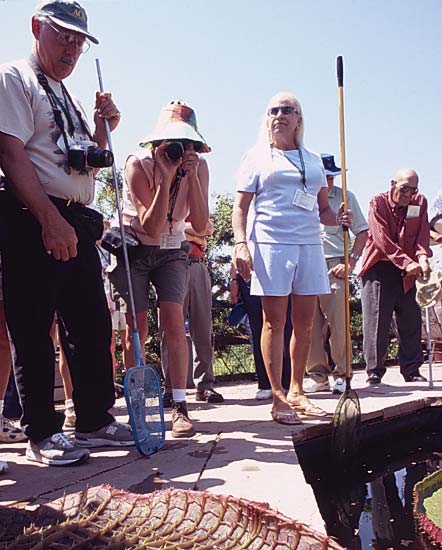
[253,92,305,177]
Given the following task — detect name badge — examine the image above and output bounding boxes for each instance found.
[160,233,181,249]
[407,205,420,218]
[292,189,316,211]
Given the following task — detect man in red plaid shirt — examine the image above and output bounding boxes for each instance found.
[359,168,431,385]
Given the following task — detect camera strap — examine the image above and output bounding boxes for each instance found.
[32,61,93,150]
[167,169,185,234]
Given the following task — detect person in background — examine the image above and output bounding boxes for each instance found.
[0,256,26,443]
[162,220,224,406]
[0,0,133,467]
[109,100,210,438]
[232,91,352,425]
[305,154,368,395]
[230,269,292,400]
[359,168,431,384]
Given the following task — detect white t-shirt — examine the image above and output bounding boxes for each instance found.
[236,145,327,244]
[0,57,94,204]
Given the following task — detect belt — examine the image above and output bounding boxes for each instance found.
[49,195,84,209]
[189,256,205,263]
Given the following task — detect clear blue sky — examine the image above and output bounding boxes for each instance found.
[1,0,441,214]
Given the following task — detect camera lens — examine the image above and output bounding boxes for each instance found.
[86,147,114,168]
[165,141,184,162]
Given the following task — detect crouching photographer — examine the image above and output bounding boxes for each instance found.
[107,100,210,438]
[0,0,134,467]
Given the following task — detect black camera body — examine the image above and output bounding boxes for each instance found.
[165,141,185,162]
[68,140,114,171]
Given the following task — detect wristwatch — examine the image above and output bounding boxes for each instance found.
[349,252,360,260]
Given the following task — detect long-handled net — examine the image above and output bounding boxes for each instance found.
[95,59,165,456]
[331,56,362,465]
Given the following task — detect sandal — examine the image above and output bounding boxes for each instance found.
[287,397,328,417]
[271,408,302,425]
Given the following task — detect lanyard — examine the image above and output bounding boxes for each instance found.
[283,148,306,190]
[167,169,185,234]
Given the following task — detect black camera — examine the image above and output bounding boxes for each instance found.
[165,141,184,162]
[68,140,114,171]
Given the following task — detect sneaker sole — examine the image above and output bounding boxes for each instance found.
[171,429,196,438]
[332,389,344,395]
[74,437,135,448]
[304,386,330,393]
[26,448,89,466]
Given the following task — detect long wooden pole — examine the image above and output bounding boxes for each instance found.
[337,56,352,390]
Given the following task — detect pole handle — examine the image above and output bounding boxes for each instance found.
[337,55,343,87]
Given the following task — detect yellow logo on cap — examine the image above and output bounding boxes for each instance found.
[73,8,86,22]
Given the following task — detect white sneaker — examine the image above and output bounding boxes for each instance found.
[303,378,330,393]
[255,389,273,400]
[332,378,346,395]
[26,433,90,466]
[0,415,27,443]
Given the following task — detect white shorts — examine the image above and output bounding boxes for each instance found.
[111,310,127,331]
[249,242,330,296]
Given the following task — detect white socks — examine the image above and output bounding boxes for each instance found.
[172,389,186,403]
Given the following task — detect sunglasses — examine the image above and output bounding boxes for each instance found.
[398,185,418,195]
[267,106,299,117]
[46,21,90,54]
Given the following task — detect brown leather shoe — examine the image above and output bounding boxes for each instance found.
[171,401,195,438]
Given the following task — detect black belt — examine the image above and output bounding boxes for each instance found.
[49,195,85,209]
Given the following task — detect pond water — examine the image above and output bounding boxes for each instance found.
[294,409,442,550]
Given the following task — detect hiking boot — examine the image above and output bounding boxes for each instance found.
[75,422,135,448]
[171,401,195,438]
[0,416,27,443]
[26,433,90,466]
[195,388,224,403]
[303,378,330,393]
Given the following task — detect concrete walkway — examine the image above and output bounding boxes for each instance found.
[1,363,441,535]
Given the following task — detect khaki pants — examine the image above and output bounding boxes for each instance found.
[306,257,352,382]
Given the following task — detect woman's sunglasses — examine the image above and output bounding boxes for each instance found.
[267,106,299,117]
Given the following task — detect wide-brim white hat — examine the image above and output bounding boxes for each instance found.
[140,101,210,152]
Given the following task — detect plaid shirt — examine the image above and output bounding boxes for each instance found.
[359,189,431,292]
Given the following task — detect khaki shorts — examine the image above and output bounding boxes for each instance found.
[108,242,190,313]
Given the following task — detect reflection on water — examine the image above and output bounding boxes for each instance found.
[294,410,442,550]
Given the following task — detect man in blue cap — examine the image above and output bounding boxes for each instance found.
[305,154,368,394]
[0,0,133,466]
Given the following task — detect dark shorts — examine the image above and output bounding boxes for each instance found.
[108,242,190,312]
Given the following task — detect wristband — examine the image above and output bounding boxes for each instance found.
[234,241,247,246]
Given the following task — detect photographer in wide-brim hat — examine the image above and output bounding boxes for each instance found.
[108,101,210,439]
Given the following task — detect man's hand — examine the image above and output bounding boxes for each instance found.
[330,263,346,279]
[42,215,78,261]
[337,203,353,227]
[405,261,422,277]
[418,256,431,280]
[93,92,121,142]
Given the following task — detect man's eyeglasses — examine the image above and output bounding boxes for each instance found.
[398,184,418,195]
[267,106,299,117]
[46,22,90,54]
